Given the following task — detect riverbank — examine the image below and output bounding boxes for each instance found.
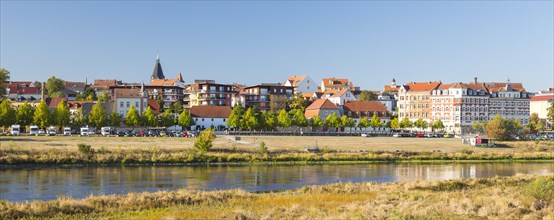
[1,136,553,165]
[1,175,552,219]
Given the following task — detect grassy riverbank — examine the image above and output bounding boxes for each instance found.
[1,175,552,219]
[1,136,553,165]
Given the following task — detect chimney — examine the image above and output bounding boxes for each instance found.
[473,77,477,84]
[41,82,45,101]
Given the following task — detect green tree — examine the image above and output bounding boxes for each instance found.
[261,110,277,130]
[16,102,35,126]
[309,115,324,128]
[243,107,260,131]
[160,110,175,127]
[485,114,517,141]
[358,117,370,128]
[109,111,121,127]
[472,121,485,134]
[46,76,64,97]
[358,90,376,101]
[76,88,97,101]
[325,112,341,128]
[432,120,445,132]
[0,68,10,97]
[399,117,411,130]
[548,102,554,128]
[143,106,157,127]
[277,109,292,127]
[227,105,245,130]
[0,99,16,130]
[71,108,86,127]
[370,114,383,129]
[390,117,400,129]
[194,128,216,152]
[340,115,355,128]
[414,118,425,131]
[125,105,140,127]
[33,100,51,128]
[288,93,309,111]
[292,109,308,126]
[172,102,183,113]
[50,91,65,98]
[88,102,108,127]
[98,91,110,102]
[178,109,194,129]
[513,118,523,131]
[53,99,70,129]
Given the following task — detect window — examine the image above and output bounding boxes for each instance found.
[126,102,130,107]
[120,102,123,107]
[135,102,139,107]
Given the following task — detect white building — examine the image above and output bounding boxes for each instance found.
[486,80,530,125]
[114,88,148,117]
[283,75,318,94]
[323,88,357,106]
[530,94,554,129]
[190,105,232,130]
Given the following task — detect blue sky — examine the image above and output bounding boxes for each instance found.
[1,1,553,91]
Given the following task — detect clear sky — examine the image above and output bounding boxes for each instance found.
[1,1,553,91]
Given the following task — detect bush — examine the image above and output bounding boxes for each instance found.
[257,141,268,155]
[78,144,94,155]
[194,128,216,153]
[460,148,474,155]
[524,176,554,201]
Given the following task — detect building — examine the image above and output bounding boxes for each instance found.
[63,81,88,101]
[342,100,390,127]
[151,54,165,80]
[304,99,340,120]
[190,105,232,130]
[184,80,235,107]
[5,81,41,101]
[320,77,358,92]
[283,75,318,94]
[113,88,148,117]
[90,79,121,93]
[430,82,489,134]
[485,80,530,124]
[530,94,553,129]
[146,77,186,108]
[240,83,294,112]
[397,81,441,123]
[321,88,357,106]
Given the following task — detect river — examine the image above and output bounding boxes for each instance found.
[1,162,553,202]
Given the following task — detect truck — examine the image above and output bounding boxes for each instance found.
[29,125,39,136]
[101,127,114,136]
[10,125,20,136]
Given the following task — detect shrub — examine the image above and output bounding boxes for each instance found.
[257,141,268,155]
[460,148,474,155]
[78,144,94,155]
[194,128,216,153]
[524,176,554,201]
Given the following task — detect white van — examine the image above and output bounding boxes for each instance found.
[101,127,113,136]
[63,127,72,136]
[80,127,89,136]
[29,125,39,136]
[11,125,20,136]
[47,126,57,136]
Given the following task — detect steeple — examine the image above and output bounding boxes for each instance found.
[151,53,165,80]
[177,72,184,82]
[391,78,396,87]
[505,78,513,92]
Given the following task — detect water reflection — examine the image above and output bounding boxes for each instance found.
[1,163,553,202]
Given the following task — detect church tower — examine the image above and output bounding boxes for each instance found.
[151,53,165,80]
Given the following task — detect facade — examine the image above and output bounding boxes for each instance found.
[6,81,41,101]
[430,82,489,134]
[530,94,553,129]
[189,105,232,130]
[184,80,235,107]
[113,88,148,117]
[146,78,186,108]
[241,83,294,112]
[342,101,390,127]
[283,75,318,93]
[486,80,530,125]
[397,81,441,123]
[90,79,120,93]
[320,77,358,92]
[304,99,340,120]
[322,88,357,106]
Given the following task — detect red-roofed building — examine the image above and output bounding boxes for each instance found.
[304,99,339,119]
[283,75,318,93]
[189,105,232,130]
[6,81,41,101]
[342,100,390,131]
[530,94,554,129]
[485,79,530,127]
[321,77,359,92]
[397,81,441,124]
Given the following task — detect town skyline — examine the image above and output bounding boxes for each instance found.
[1,1,553,91]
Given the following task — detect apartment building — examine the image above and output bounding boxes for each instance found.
[486,80,530,124]
[241,83,294,112]
[146,74,186,108]
[397,81,441,123]
[183,80,235,107]
[283,75,318,93]
[321,77,358,92]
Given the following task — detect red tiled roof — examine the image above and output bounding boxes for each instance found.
[64,81,86,87]
[150,79,177,86]
[437,83,488,92]
[530,95,554,102]
[322,78,351,87]
[190,105,232,118]
[404,81,441,92]
[306,99,338,110]
[484,82,526,92]
[384,85,400,92]
[342,101,388,118]
[285,76,306,86]
[47,98,67,107]
[114,88,142,98]
[93,79,118,86]
[7,85,39,94]
[147,99,161,113]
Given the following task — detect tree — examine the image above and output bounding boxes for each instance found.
[142,106,157,127]
[485,114,517,141]
[160,110,175,128]
[261,110,277,130]
[33,100,51,128]
[309,115,324,128]
[46,76,64,97]
[399,118,411,130]
[156,96,164,112]
[125,105,140,127]
[414,118,426,131]
[340,115,355,129]
[227,105,244,130]
[0,99,16,131]
[194,128,216,152]
[358,90,376,101]
[288,93,309,111]
[71,108,86,127]
[325,112,341,128]
[178,109,194,129]
[88,102,108,127]
[277,109,292,127]
[76,88,97,101]
[513,118,523,131]
[16,102,35,126]
[53,99,70,129]
[472,121,485,134]
[172,102,184,113]
[109,111,121,127]
[369,114,383,129]
[358,117,370,128]
[243,107,260,131]
[50,91,65,98]
[547,102,554,129]
[390,117,400,130]
[0,68,10,97]
[98,91,110,102]
[432,120,445,132]
[292,109,308,126]
[528,113,541,134]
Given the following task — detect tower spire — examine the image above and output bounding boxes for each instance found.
[151,53,165,80]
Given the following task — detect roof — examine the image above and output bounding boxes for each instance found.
[285,76,306,86]
[64,81,86,88]
[114,88,142,98]
[342,101,388,113]
[484,82,526,92]
[151,56,165,80]
[46,97,67,107]
[8,81,33,86]
[149,79,177,86]
[384,85,400,92]
[189,105,232,118]
[530,95,554,102]
[93,79,118,86]
[7,85,39,94]
[147,99,161,113]
[437,83,488,92]
[322,77,351,88]
[306,99,339,110]
[177,72,184,82]
[301,92,314,99]
[403,81,441,92]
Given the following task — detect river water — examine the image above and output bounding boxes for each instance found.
[1,162,553,202]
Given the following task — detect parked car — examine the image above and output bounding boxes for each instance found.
[38,129,46,136]
[63,127,72,136]
[416,133,425,138]
[426,133,435,138]
[443,133,454,138]
[47,127,57,136]
[187,131,198,137]
[101,127,114,136]
[147,130,160,137]
[124,130,133,137]
[117,131,125,137]
[393,133,402,138]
